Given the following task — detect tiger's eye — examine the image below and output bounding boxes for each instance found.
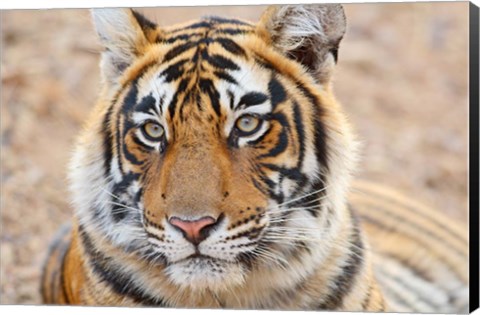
[142,122,164,140]
[235,115,261,135]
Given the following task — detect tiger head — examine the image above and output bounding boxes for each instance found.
[70,5,357,292]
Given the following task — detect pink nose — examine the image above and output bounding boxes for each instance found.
[168,216,217,245]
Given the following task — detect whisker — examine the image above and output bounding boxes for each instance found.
[269,217,324,224]
[103,200,142,213]
[272,184,330,208]
[251,247,289,271]
[100,186,123,201]
[267,203,324,215]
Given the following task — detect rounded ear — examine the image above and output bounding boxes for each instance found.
[91,8,158,86]
[257,4,346,85]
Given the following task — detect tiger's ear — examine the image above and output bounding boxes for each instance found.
[257,4,346,85]
[91,8,158,86]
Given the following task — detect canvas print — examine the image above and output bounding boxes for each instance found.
[0,2,475,313]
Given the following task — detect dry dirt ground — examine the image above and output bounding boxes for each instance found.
[0,3,469,305]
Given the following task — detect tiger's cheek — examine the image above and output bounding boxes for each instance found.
[123,133,154,171]
[220,148,270,226]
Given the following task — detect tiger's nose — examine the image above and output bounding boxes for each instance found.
[168,216,217,245]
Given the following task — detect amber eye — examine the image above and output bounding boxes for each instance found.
[142,122,164,140]
[235,115,262,136]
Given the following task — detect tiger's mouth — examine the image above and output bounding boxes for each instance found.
[178,253,229,264]
[165,254,246,290]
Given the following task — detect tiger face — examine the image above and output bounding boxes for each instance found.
[71,5,357,292]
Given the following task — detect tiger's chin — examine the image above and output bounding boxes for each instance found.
[165,256,246,291]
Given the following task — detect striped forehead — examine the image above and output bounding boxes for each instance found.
[131,18,274,125]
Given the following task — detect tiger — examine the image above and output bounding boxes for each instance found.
[40,4,469,312]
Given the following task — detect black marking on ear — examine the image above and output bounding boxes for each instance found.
[287,43,319,73]
[131,10,157,32]
[268,77,286,109]
[331,47,339,63]
[237,92,269,109]
[78,225,167,305]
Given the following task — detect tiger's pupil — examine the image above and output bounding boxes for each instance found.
[236,115,260,134]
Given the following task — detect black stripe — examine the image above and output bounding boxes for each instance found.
[199,78,221,116]
[161,33,199,44]
[131,133,156,151]
[317,212,364,309]
[292,102,306,168]
[168,78,189,120]
[261,163,307,184]
[135,94,157,114]
[214,28,253,36]
[215,37,247,57]
[78,225,166,306]
[204,53,240,71]
[163,42,196,62]
[102,105,115,176]
[207,16,251,26]
[161,59,189,82]
[116,82,139,175]
[214,71,238,84]
[258,113,290,159]
[167,21,212,35]
[122,139,144,166]
[237,92,268,109]
[268,77,286,109]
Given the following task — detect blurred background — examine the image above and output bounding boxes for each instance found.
[0,2,469,304]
